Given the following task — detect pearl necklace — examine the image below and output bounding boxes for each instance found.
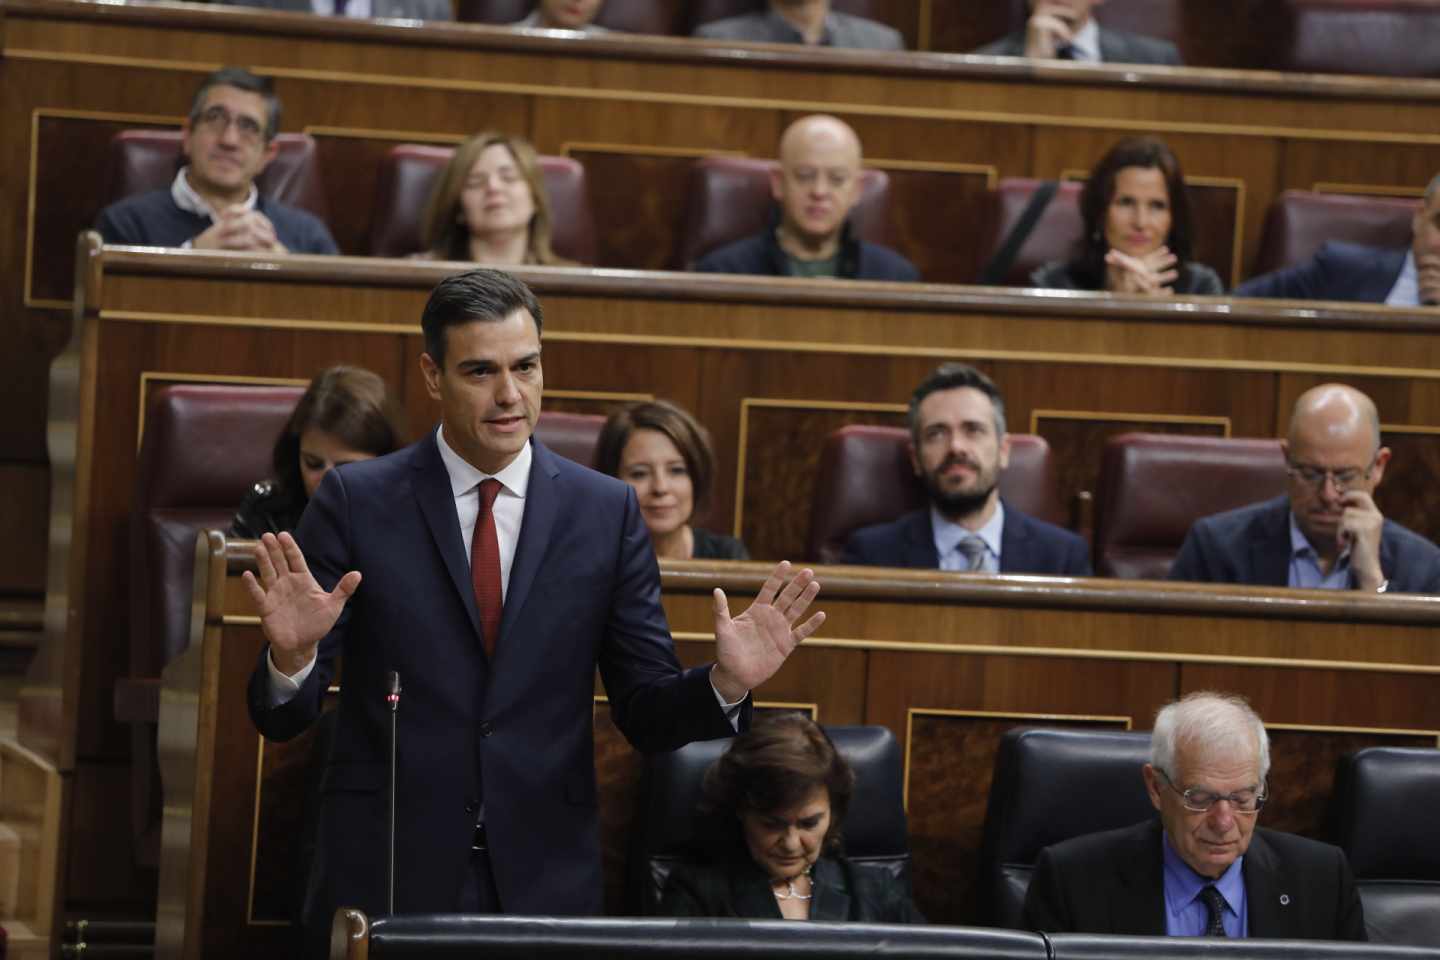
[772,865,814,901]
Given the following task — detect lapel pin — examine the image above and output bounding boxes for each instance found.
[1279,894,1291,906]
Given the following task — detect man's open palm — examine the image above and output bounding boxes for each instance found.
[710,561,824,701]
[242,532,360,675]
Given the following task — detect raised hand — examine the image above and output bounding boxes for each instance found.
[242,532,360,675]
[1024,1,1079,58]
[1337,491,1386,592]
[1106,247,1179,295]
[709,561,825,703]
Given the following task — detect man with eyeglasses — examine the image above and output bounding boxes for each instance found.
[1168,383,1440,593]
[96,68,339,256]
[692,114,919,281]
[1025,692,1366,940]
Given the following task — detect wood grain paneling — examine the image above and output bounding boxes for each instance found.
[566,149,706,271]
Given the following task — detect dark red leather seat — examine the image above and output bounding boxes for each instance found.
[1091,433,1288,580]
[1283,0,1440,78]
[533,411,604,467]
[104,130,330,222]
[805,424,1064,565]
[1250,190,1419,277]
[674,156,894,270]
[978,178,1085,286]
[367,143,597,262]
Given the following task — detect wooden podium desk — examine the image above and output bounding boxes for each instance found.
[27,240,1440,937]
[157,537,1440,958]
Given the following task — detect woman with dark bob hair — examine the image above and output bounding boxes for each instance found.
[594,399,749,560]
[659,713,923,922]
[418,130,577,266]
[230,366,405,537]
[1032,136,1224,296]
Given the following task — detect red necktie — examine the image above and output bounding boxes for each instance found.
[471,478,503,656]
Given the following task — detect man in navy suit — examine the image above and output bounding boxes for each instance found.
[973,0,1182,65]
[1025,692,1366,939]
[842,363,1091,576]
[244,269,824,950]
[1170,383,1440,593]
[1236,174,1440,305]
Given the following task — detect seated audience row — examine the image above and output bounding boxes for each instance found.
[93,67,1440,308]
[653,693,1367,941]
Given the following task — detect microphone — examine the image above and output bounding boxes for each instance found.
[386,671,402,916]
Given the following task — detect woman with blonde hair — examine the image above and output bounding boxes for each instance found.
[419,130,576,265]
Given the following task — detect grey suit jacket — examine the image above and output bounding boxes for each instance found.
[1025,819,1366,940]
[974,26,1181,66]
[694,10,903,51]
[218,0,451,20]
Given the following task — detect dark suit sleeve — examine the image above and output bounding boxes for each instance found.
[1333,847,1368,941]
[657,863,719,917]
[1168,522,1217,582]
[598,487,743,753]
[1023,846,1074,933]
[1235,254,1329,300]
[1066,535,1093,577]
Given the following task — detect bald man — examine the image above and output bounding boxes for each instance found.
[973,0,1180,65]
[694,115,919,282]
[1169,384,1440,593]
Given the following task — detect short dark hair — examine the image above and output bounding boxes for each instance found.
[1072,135,1195,289]
[420,268,544,368]
[593,400,716,520]
[701,713,855,856]
[189,67,282,142]
[908,363,1007,441]
[273,366,405,501]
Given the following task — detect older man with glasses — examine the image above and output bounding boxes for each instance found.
[1168,383,1440,594]
[96,67,338,255]
[1025,692,1366,940]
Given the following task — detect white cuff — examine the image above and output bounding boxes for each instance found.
[709,665,747,732]
[266,649,316,707]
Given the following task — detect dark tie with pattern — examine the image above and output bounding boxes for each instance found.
[1056,44,1077,60]
[471,478,503,656]
[956,537,986,571]
[333,0,349,15]
[1199,885,1228,937]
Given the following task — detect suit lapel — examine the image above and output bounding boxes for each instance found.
[1097,28,1129,64]
[413,432,482,641]
[808,858,851,921]
[1243,831,1292,937]
[497,441,560,648]
[1252,499,1293,586]
[1113,821,1168,935]
[999,501,1026,574]
[902,510,941,568]
[733,859,783,919]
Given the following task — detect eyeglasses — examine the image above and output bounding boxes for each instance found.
[1285,454,1377,493]
[1156,768,1266,814]
[192,105,267,144]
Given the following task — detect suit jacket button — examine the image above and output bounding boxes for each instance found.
[464,801,479,816]
[478,721,493,737]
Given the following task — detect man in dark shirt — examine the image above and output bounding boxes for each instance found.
[693,0,903,50]
[96,68,338,255]
[694,115,919,282]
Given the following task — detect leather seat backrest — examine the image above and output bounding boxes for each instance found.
[533,411,604,467]
[675,156,893,270]
[979,179,1085,286]
[1333,747,1440,946]
[626,724,911,915]
[1092,433,1287,580]
[978,727,1154,928]
[1282,0,1440,78]
[368,144,597,263]
[805,425,1063,565]
[1250,190,1419,278]
[105,130,330,222]
[130,383,305,678]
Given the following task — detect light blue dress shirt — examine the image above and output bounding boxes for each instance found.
[1162,831,1249,937]
[1287,512,1352,589]
[932,501,1004,573]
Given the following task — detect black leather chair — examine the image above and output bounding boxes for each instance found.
[1047,933,1439,960]
[626,724,911,915]
[347,914,1050,959]
[978,728,1155,929]
[1332,747,1440,947]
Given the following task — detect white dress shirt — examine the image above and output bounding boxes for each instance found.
[1385,250,1420,306]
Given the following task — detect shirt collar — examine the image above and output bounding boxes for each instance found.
[931,500,1005,561]
[1071,17,1102,62]
[1288,509,1349,567]
[1385,249,1419,307]
[171,165,258,220]
[434,424,532,500]
[1161,830,1246,919]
